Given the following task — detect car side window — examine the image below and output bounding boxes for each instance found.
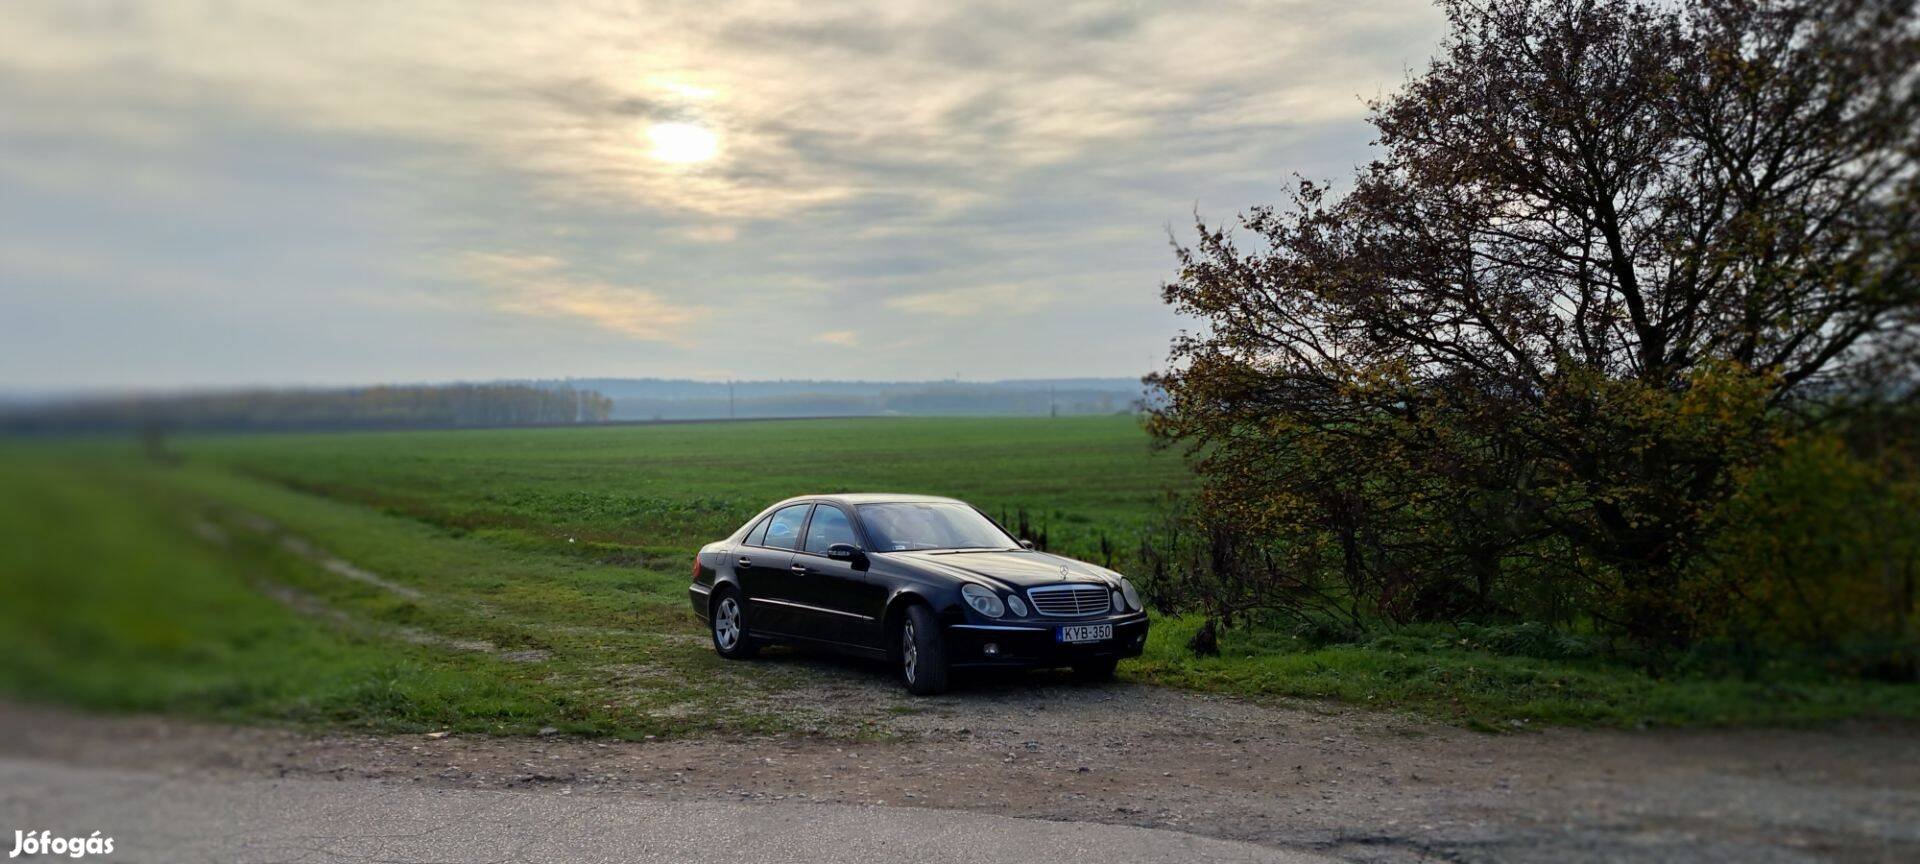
[760,503,811,551]
[744,515,772,547]
[802,505,857,555]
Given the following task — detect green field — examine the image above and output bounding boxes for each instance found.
[2,415,1914,735]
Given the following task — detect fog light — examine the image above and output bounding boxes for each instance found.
[983,642,1000,657]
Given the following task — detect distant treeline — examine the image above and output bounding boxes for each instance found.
[609,385,1140,420]
[1,384,611,434]
[519,377,1150,420]
[1,377,1153,434]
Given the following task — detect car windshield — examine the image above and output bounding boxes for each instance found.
[857,503,1019,552]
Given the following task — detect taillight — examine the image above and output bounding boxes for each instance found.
[691,557,702,580]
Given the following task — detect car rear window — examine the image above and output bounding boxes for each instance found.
[744,515,771,546]
[760,503,811,550]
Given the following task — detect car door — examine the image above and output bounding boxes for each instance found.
[736,502,809,637]
[792,503,885,647]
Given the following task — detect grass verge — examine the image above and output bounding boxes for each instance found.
[1133,615,1920,729]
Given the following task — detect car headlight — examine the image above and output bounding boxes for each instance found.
[1118,578,1142,612]
[1007,593,1029,617]
[961,583,1005,618]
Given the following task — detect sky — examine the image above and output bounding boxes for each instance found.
[0,0,1445,392]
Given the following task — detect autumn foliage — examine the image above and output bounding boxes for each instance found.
[1146,0,1919,667]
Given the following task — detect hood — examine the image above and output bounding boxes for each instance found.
[889,549,1119,591]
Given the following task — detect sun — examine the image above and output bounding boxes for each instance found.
[646,122,719,165]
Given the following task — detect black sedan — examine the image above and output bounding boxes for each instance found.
[688,494,1148,694]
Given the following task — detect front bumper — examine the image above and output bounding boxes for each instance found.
[943,612,1149,668]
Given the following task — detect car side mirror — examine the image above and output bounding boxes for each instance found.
[1019,539,1035,550]
[827,543,868,566]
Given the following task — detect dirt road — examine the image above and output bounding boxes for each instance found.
[6,661,1917,864]
[3,758,1328,864]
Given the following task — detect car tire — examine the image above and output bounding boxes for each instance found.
[1071,657,1118,682]
[898,603,949,695]
[710,588,758,660]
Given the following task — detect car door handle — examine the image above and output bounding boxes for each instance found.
[737,556,753,567]
[790,564,809,574]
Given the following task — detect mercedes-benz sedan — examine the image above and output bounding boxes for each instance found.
[688,494,1148,694]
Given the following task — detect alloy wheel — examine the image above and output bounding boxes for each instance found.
[714,596,741,650]
[902,620,919,684]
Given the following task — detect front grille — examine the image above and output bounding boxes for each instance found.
[1027,584,1111,617]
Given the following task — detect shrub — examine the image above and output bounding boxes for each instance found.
[1702,428,1920,679]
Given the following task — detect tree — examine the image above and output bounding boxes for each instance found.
[1148,0,1919,651]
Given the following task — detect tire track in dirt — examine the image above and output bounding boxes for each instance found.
[191,514,546,662]
[185,509,875,733]
[184,510,1059,735]
[276,533,424,601]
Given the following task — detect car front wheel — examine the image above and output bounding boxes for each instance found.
[899,603,949,695]
[710,589,758,659]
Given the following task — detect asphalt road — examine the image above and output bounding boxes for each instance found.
[1,758,1332,864]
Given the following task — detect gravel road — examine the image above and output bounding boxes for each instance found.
[1,758,1325,864]
[3,666,1916,863]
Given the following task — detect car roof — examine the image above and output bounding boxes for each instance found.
[776,493,966,506]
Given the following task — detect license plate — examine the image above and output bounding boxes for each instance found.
[1056,624,1113,643]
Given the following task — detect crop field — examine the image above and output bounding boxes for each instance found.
[181,415,1188,559]
[0,417,1192,737]
[3,415,1914,736]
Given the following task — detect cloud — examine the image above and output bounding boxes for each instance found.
[0,1,1438,221]
[885,283,1053,318]
[814,330,859,347]
[677,224,740,243]
[0,0,1448,388]
[497,281,706,343]
[463,252,708,344]
[463,252,569,278]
